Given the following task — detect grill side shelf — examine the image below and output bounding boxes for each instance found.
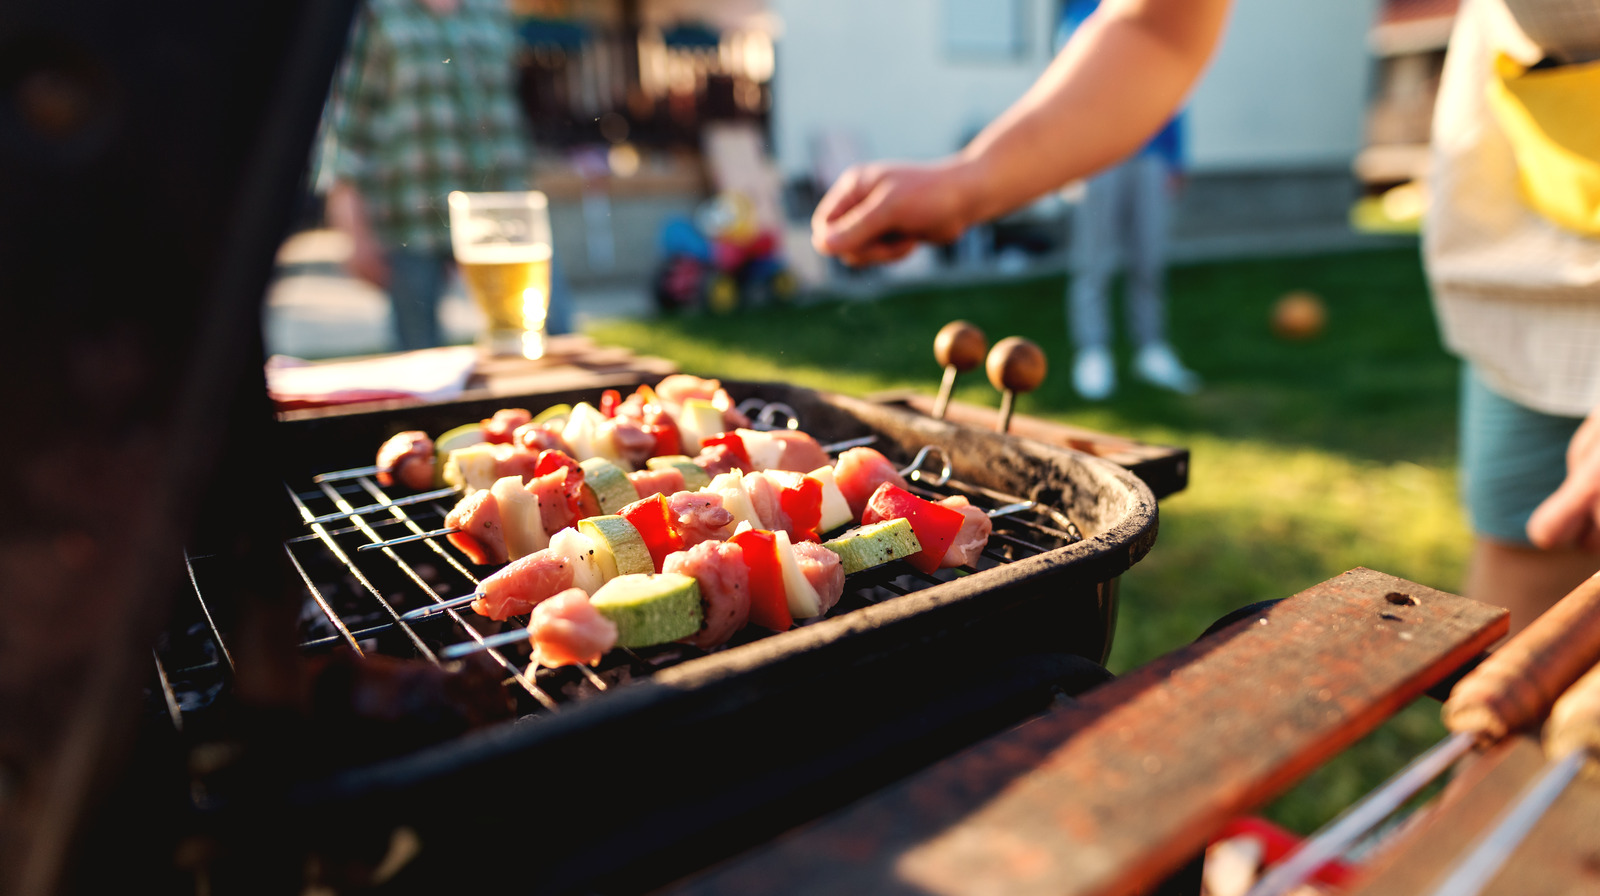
[658,567,1508,896]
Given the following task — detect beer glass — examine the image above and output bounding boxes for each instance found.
[447,190,553,359]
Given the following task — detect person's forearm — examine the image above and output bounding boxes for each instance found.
[956,0,1229,226]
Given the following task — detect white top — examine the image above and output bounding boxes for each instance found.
[1424,0,1600,416]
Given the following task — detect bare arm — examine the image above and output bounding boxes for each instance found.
[812,0,1229,266]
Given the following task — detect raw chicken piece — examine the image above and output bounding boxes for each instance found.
[667,491,735,547]
[482,408,532,443]
[627,467,686,501]
[445,489,506,566]
[768,430,830,474]
[512,421,572,455]
[529,588,618,667]
[938,495,992,569]
[791,540,845,614]
[472,546,577,620]
[833,447,907,520]
[664,541,750,649]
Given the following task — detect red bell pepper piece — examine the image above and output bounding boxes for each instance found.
[701,431,752,472]
[642,421,682,458]
[599,388,622,418]
[774,473,823,542]
[534,449,586,518]
[861,482,967,574]
[730,529,790,631]
[617,492,686,572]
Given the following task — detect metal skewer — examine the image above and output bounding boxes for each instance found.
[1246,574,1600,896]
[1421,657,1600,896]
[304,486,460,525]
[314,464,388,483]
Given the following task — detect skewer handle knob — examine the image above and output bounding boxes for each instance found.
[986,337,1047,433]
[932,321,987,420]
[1443,571,1600,743]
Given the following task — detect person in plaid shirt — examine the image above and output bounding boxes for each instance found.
[317,0,539,351]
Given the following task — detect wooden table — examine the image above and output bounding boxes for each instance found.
[274,335,680,422]
[657,568,1506,896]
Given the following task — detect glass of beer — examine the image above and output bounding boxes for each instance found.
[447,190,553,359]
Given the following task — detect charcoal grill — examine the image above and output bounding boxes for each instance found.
[148,378,1158,894]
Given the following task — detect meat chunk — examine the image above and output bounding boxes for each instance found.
[482,408,532,443]
[834,447,908,520]
[472,546,577,620]
[792,540,845,615]
[513,421,572,455]
[606,417,659,470]
[769,430,831,474]
[529,588,618,667]
[693,441,746,477]
[376,431,435,491]
[627,466,686,501]
[667,490,735,548]
[664,541,750,649]
[938,495,992,569]
[445,489,506,566]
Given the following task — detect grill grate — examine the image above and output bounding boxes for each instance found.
[154,439,1084,728]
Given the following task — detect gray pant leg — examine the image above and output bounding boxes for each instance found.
[1123,154,1173,348]
[1068,164,1128,352]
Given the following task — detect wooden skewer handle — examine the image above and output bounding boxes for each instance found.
[1544,659,1600,780]
[1443,572,1600,743]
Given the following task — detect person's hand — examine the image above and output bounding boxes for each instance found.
[1527,408,1600,551]
[810,158,981,267]
[343,230,391,289]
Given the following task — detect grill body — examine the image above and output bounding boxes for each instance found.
[163,378,1157,893]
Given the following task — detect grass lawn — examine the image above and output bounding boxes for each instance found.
[586,243,1471,835]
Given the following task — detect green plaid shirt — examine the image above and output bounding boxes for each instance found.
[316,0,532,254]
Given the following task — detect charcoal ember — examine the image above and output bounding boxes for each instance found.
[308,651,515,761]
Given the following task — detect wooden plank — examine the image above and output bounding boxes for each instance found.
[869,390,1190,499]
[660,569,1506,896]
[274,336,678,421]
[1349,735,1600,896]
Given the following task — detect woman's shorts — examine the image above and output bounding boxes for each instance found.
[1460,363,1584,545]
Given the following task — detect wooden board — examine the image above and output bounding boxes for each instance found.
[870,390,1190,499]
[659,568,1507,896]
[274,335,677,421]
[1348,735,1600,895]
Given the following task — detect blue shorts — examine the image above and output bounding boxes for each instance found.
[1459,364,1583,545]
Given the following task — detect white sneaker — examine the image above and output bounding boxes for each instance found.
[1133,342,1200,394]
[1072,346,1116,400]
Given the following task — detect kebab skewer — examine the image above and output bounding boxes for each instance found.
[358,439,950,563]
[1245,571,1600,896]
[437,488,990,667]
[399,450,1000,625]
[326,374,756,487]
[1418,656,1600,896]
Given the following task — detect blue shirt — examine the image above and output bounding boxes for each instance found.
[1055,0,1186,170]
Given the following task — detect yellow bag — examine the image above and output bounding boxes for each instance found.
[1487,52,1600,235]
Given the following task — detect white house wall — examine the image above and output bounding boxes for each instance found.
[767,0,1381,181]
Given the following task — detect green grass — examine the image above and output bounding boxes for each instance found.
[587,244,1468,834]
